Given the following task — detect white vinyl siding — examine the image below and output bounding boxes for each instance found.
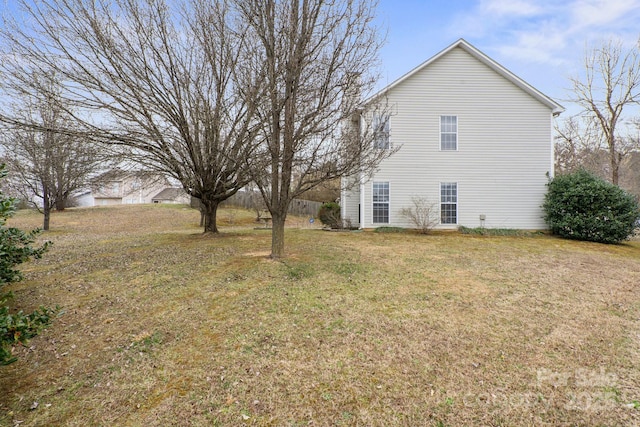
[345,43,558,230]
[359,46,554,229]
[440,115,457,150]
[340,175,361,227]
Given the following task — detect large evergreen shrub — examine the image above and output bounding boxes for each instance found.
[543,169,640,244]
[0,164,54,365]
[318,202,341,228]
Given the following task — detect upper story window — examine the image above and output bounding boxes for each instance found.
[373,115,390,149]
[440,115,457,151]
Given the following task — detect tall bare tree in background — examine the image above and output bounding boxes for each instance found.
[0,0,262,233]
[554,115,604,174]
[235,0,391,258]
[0,73,107,230]
[569,39,640,185]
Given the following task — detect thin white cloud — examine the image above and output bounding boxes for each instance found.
[479,0,543,17]
[453,0,640,67]
[450,2,560,44]
[569,0,640,29]
[496,30,569,66]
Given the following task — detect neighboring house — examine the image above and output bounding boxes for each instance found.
[92,170,170,206]
[151,187,190,204]
[72,190,94,207]
[341,39,564,230]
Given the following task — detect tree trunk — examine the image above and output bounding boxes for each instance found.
[270,213,286,259]
[200,198,219,233]
[610,148,620,185]
[55,197,66,211]
[43,188,50,231]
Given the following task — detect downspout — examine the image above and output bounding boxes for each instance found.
[340,185,346,222]
[550,112,560,178]
[550,113,554,178]
[359,175,365,229]
[357,109,366,229]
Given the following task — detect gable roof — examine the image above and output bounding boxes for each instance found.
[152,187,186,201]
[369,38,564,115]
[92,169,168,184]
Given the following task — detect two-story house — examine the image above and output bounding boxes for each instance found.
[341,39,564,230]
[92,170,171,206]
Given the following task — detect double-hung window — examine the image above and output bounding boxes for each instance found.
[440,182,457,224]
[373,115,390,149]
[372,182,390,223]
[440,115,457,150]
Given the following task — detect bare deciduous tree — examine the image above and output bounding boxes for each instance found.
[0,73,107,230]
[235,0,391,258]
[0,0,261,233]
[555,116,640,197]
[554,115,604,175]
[569,39,640,185]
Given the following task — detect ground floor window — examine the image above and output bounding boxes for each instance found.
[440,182,457,224]
[372,181,389,223]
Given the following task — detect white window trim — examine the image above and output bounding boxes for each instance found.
[372,181,390,224]
[440,115,458,151]
[439,181,458,225]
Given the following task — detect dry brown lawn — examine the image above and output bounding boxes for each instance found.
[1,204,639,426]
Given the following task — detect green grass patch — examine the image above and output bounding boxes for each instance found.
[458,226,544,236]
[373,226,406,233]
[282,261,315,280]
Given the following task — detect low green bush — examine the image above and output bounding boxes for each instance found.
[0,302,57,365]
[543,170,640,244]
[0,164,55,365]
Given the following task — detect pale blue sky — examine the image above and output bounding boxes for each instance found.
[375,0,640,108]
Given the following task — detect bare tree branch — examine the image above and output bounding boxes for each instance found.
[0,0,262,232]
[234,0,391,258]
[0,71,112,230]
[568,39,640,184]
